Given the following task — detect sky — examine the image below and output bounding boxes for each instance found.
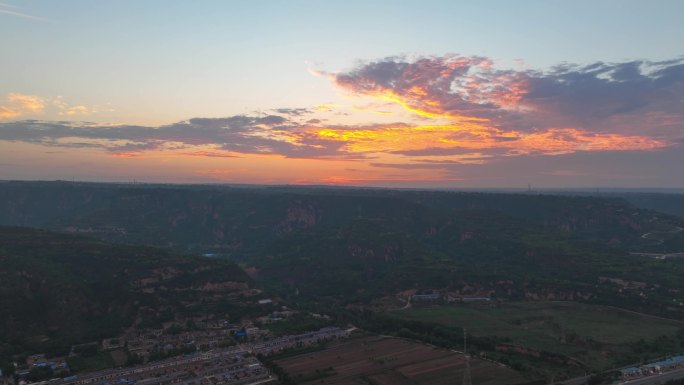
[1,0,683,188]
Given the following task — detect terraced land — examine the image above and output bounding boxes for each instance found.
[273,336,528,385]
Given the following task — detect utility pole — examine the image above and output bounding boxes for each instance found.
[462,328,472,385]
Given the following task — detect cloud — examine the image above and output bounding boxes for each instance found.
[0,54,680,177]
[330,55,684,136]
[273,108,311,117]
[8,93,45,112]
[0,93,45,119]
[53,96,110,116]
[369,162,467,170]
[0,93,105,120]
[520,60,684,133]
[0,115,346,159]
[0,106,20,120]
[0,2,52,22]
[59,105,90,116]
[446,147,684,187]
[0,115,666,163]
[181,150,240,158]
[306,123,664,156]
[333,55,526,120]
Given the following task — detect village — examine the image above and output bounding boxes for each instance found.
[1,327,351,385]
[0,296,348,385]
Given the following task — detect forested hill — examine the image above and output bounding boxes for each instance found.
[2,182,684,316]
[0,226,255,364]
[611,193,684,220]
[0,181,682,255]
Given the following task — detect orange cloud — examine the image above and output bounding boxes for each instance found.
[9,93,45,112]
[0,93,103,120]
[59,105,89,116]
[112,152,145,158]
[311,123,665,157]
[515,128,665,154]
[0,93,45,119]
[0,106,21,119]
[320,55,678,162]
[312,103,340,112]
[334,55,528,121]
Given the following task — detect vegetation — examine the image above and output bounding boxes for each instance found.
[66,351,115,373]
[3,182,683,311]
[321,303,684,380]
[389,302,684,372]
[0,226,253,364]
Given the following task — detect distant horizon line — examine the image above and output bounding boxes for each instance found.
[2,179,684,194]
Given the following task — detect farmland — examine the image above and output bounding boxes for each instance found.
[272,335,528,385]
[390,301,684,371]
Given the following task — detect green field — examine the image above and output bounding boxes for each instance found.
[391,301,684,371]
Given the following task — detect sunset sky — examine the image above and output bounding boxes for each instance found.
[1,0,684,187]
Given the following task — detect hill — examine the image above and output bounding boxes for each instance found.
[1,181,683,253]
[0,226,255,366]
[1,182,684,314]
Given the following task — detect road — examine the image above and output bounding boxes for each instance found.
[621,367,684,385]
[640,226,684,245]
[558,366,684,385]
[402,296,411,309]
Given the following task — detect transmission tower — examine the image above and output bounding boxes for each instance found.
[462,328,472,385]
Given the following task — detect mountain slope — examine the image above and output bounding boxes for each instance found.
[1,181,682,254]
[0,226,254,364]
[1,182,684,316]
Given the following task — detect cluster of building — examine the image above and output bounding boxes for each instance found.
[621,355,684,379]
[16,356,70,378]
[31,350,270,385]
[22,327,352,385]
[410,289,492,303]
[248,327,351,355]
[6,305,338,385]
[411,290,441,301]
[254,310,297,325]
[119,314,281,361]
[124,325,258,359]
[254,310,330,326]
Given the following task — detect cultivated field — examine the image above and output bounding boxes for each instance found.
[391,301,684,370]
[273,335,528,385]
